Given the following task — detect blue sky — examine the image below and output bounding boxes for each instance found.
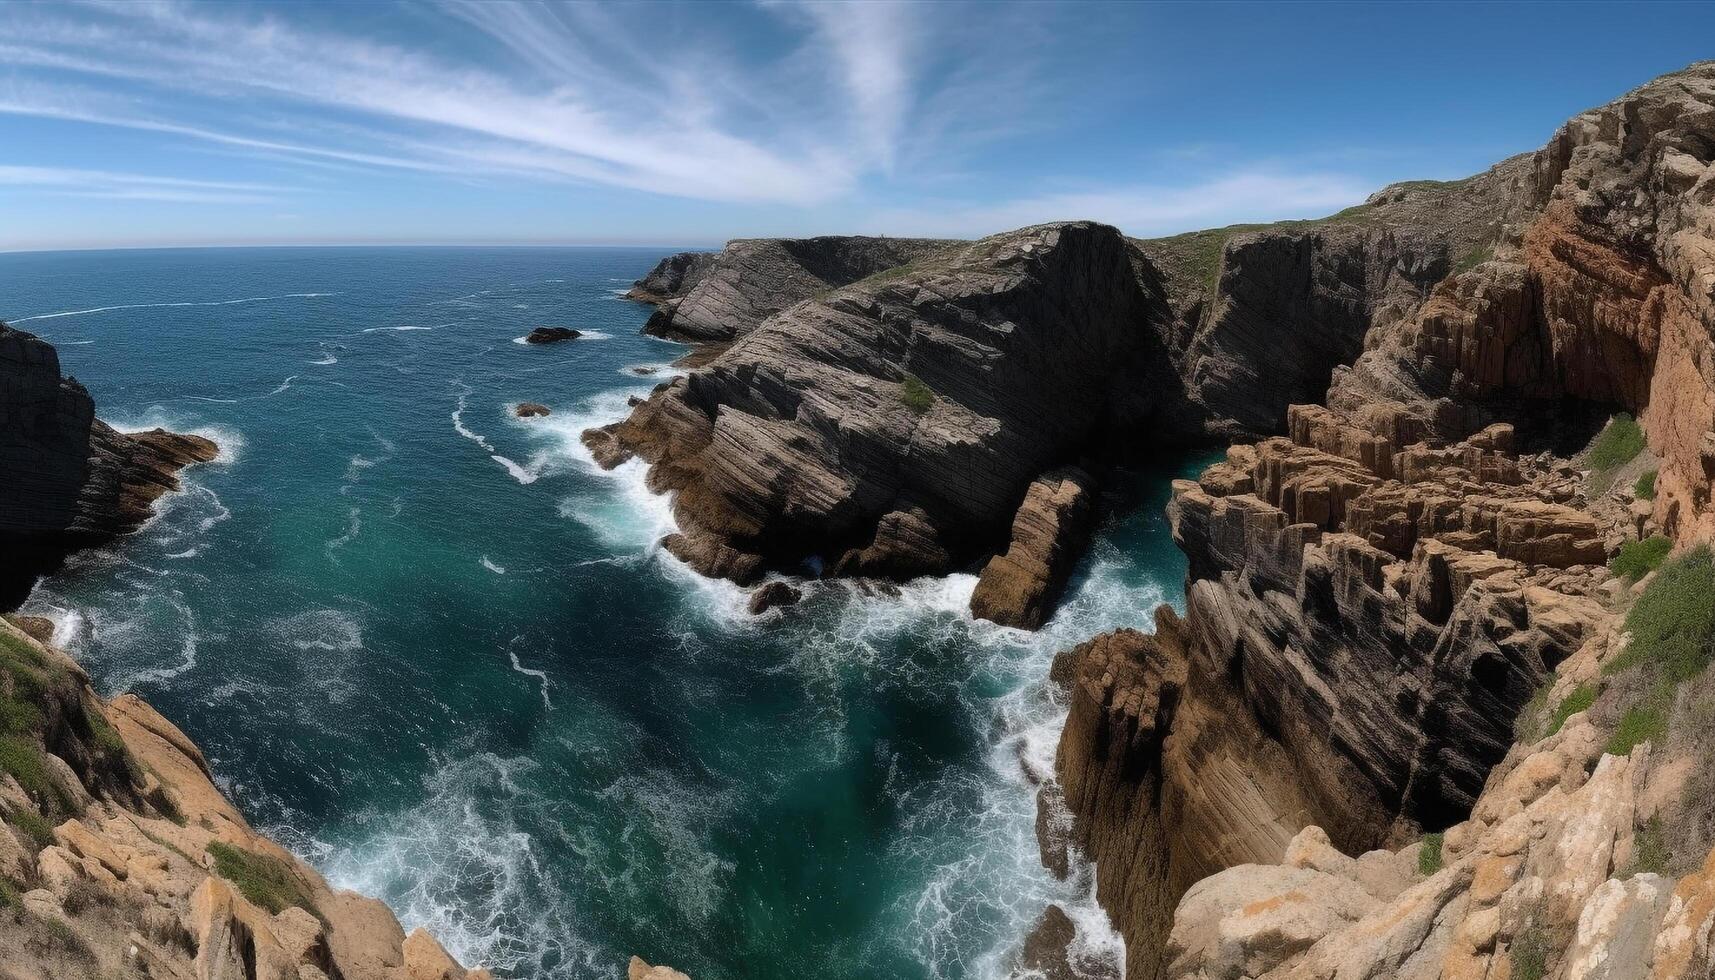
[1,1,1711,252]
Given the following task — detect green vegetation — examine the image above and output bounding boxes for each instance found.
[0,875,19,913]
[1604,547,1715,682]
[1594,548,1715,759]
[1418,832,1444,875]
[900,374,934,414]
[1611,536,1673,582]
[1547,683,1599,737]
[206,841,319,917]
[1453,243,1495,275]
[1588,413,1646,471]
[4,804,55,852]
[1607,701,1670,756]
[1510,925,1549,980]
[1631,816,1670,876]
[1636,469,1658,500]
[0,735,65,814]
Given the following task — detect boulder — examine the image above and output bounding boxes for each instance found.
[524,326,580,344]
[514,402,550,418]
[747,580,803,615]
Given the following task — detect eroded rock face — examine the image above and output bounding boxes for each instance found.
[0,617,487,980]
[636,235,957,342]
[586,221,1189,587]
[626,250,717,305]
[0,324,217,605]
[1045,62,1715,980]
[969,466,1096,630]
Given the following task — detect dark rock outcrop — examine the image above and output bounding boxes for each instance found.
[524,326,581,344]
[626,250,718,305]
[636,236,957,342]
[585,221,1191,586]
[746,580,803,615]
[514,402,550,418]
[0,323,216,606]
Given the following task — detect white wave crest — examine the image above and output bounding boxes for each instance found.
[480,557,506,575]
[9,292,336,323]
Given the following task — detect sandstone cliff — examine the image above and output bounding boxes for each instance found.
[0,615,487,980]
[1040,62,1715,980]
[0,323,217,606]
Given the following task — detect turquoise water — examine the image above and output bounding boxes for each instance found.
[1,247,1208,980]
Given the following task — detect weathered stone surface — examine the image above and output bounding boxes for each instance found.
[636,236,955,342]
[588,222,1191,595]
[628,956,692,980]
[626,250,717,305]
[970,466,1096,630]
[747,580,803,615]
[514,402,550,418]
[0,618,485,980]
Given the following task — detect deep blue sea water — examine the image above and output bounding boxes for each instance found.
[0,247,1208,980]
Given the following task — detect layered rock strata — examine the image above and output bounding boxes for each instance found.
[585,221,1190,589]
[1044,62,1715,980]
[1046,417,1615,980]
[1162,616,1715,980]
[0,324,217,604]
[629,236,955,342]
[0,616,486,980]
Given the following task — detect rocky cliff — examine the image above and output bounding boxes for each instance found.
[627,236,956,342]
[0,615,488,980]
[586,222,1193,596]
[0,323,217,606]
[1039,62,1715,980]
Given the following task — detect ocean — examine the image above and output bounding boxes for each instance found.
[0,246,1208,980]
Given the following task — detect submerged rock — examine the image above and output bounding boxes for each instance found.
[524,326,581,344]
[747,580,803,615]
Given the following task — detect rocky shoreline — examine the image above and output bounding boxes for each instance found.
[0,615,489,980]
[606,62,1715,978]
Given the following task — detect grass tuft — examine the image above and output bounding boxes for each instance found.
[1605,547,1715,682]
[1611,536,1673,583]
[1589,413,1646,471]
[1635,469,1657,500]
[1631,815,1670,876]
[1547,683,1598,737]
[900,374,934,415]
[3,804,55,852]
[207,841,319,917]
[1510,925,1549,980]
[1607,701,1670,757]
[1418,832,1444,875]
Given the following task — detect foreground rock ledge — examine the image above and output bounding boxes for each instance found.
[0,615,488,980]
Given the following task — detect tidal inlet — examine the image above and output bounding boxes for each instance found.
[2,4,1715,980]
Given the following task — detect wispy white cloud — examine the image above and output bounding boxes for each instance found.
[0,164,287,203]
[863,171,1375,239]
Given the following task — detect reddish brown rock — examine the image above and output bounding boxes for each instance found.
[747,580,802,615]
[514,402,550,418]
[970,467,1095,630]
